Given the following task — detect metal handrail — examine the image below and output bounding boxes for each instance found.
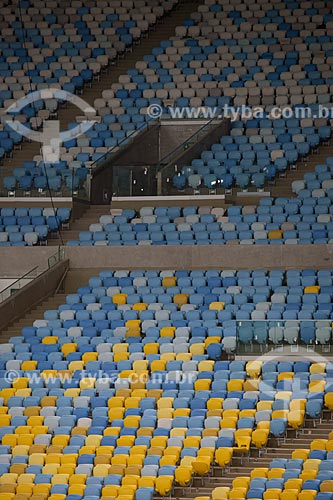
[89,120,151,171]
[0,266,39,297]
[156,116,221,174]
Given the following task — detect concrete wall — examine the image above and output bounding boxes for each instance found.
[0,248,59,277]
[63,245,333,271]
[0,259,69,335]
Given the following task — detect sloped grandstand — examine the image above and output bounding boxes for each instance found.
[0,1,333,500]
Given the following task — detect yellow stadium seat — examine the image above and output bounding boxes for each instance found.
[205,337,221,347]
[93,465,110,477]
[263,489,282,500]
[310,439,327,451]
[68,485,86,495]
[16,484,34,494]
[234,435,251,455]
[207,398,223,410]
[309,380,326,392]
[175,465,192,487]
[298,491,317,500]
[288,410,305,429]
[321,480,333,492]
[246,360,262,378]
[23,407,40,418]
[269,230,283,239]
[132,303,147,311]
[162,277,176,287]
[160,327,175,337]
[138,477,155,488]
[112,293,127,305]
[267,468,285,479]
[227,380,243,392]
[232,477,250,489]
[42,336,58,345]
[289,399,306,411]
[209,302,225,311]
[12,378,29,390]
[17,474,35,485]
[61,344,77,357]
[272,410,289,420]
[229,488,247,499]
[212,487,230,500]
[215,448,232,467]
[21,361,37,371]
[300,470,317,481]
[43,464,60,475]
[304,286,320,294]
[292,449,309,460]
[284,479,303,492]
[143,343,159,355]
[303,459,321,471]
[0,495,14,500]
[48,495,66,500]
[175,353,191,362]
[244,379,260,392]
[252,429,269,449]
[0,415,11,426]
[132,360,149,372]
[192,456,211,476]
[190,343,205,356]
[68,361,84,372]
[198,360,214,372]
[257,401,273,411]
[113,344,129,354]
[174,294,188,306]
[250,468,268,479]
[12,445,30,456]
[194,379,211,391]
[277,372,294,381]
[324,393,333,411]
[155,476,173,496]
[101,485,119,497]
[150,360,166,372]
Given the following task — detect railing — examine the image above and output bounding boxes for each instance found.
[0,122,149,200]
[235,319,333,354]
[0,248,65,304]
[77,120,153,201]
[155,117,223,195]
[47,247,65,269]
[0,266,39,303]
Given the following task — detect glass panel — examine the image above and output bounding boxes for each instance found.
[156,118,221,195]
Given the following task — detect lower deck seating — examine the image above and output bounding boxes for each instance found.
[67,157,333,246]
[194,433,333,500]
[0,269,333,500]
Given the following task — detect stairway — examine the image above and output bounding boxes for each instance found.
[1,0,203,196]
[228,139,333,206]
[0,292,67,342]
[172,420,332,500]
[48,204,110,245]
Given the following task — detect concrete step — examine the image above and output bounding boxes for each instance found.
[171,420,332,500]
[0,293,67,341]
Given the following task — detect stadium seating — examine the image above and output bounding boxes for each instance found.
[0,269,332,499]
[173,115,331,191]
[3,0,333,194]
[0,207,71,245]
[1,0,178,194]
[195,433,333,500]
